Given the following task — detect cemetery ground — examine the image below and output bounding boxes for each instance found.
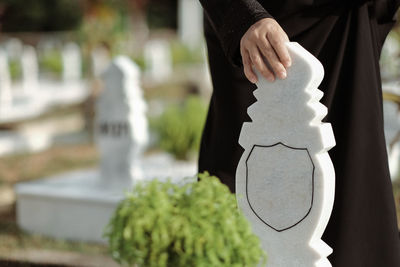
[0,143,117,266]
[0,141,399,265]
[0,75,203,265]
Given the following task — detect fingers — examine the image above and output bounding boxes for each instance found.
[257,37,286,79]
[248,45,275,82]
[241,48,258,84]
[239,18,292,83]
[267,31,291,68]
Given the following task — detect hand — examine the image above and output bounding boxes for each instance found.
[240,18,291,83]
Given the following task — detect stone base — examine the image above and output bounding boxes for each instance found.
[15,153,197,243]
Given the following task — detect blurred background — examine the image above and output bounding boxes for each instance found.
[0,1,398,266]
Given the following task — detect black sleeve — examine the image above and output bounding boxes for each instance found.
[199,0,273,67]
[374,0,400,23]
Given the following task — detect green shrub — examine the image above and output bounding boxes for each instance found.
[170,41,205,66]
[103,172,267,267]
[8,59,22,81]
[39,50,63,79]
[152,96,208,160]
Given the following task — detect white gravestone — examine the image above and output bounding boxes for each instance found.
[91,45,111,78]
[5,38,23,59]
[144,39,172,83]
[380,33,400,82]
[21,45,39,94]
[236,42,336,267]
[62,42,82,82]
[0,48,12,113]
[96,56,149,189]
[178,0,203,49]
[383,100,400,180]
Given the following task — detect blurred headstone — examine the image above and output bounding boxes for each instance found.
[62,42,82,82]
[178,0,203,49]
[236,43,335,266]
[144,39,172,83]
[21,45,39,93]
[96,56,149,189]
[380,33,400,82]
[91,45,111,78]
[383,100,400,180]
[5,38,23,59]
[0,48,12,113]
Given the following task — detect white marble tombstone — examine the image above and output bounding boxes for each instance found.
[383,100,400,180]
[236,42,336,267]
[21,45,39,93]
[380,33,400,82]
[144,39,172,83]
[91,45,111,78]
[178,0,203,49]
[96,56,149,189]
[0,48,12,113]
[5,38,23,59]
[62,42,82,82]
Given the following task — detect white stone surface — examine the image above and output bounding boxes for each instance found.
[236,42,336,267]
[96,56,149,189]
[21,45,39,94]
[15,153,197,243]
[0,48,12,113]
[144,40,172,83]
[178,0,203,49]
[0,114,85,156]
[383,100,400,180]
[5,38,23,59]
[380,33,400,82]
[62,42,82,82]
[91,45,110,78]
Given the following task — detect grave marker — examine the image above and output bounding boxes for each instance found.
[236,42,336,267]
[0,48,12,113]
[178,0,203,49]
[144,39,172,83]
[62,42,82,82]
[96,56,149,189]
[21,45,39,93]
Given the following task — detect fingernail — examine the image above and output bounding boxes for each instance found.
[280,71,287,79]
[250,77,257,84]
[286,60,292,67]
[268,76,275,82]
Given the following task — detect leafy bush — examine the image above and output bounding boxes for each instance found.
[8,59,22,81]
[170,41,205,66]
[39,50,63,79]
[152,96,208,160]
[103,172,267,267]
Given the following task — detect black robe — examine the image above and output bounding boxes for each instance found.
[198,1,400,266]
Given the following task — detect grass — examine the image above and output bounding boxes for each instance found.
[0,219,108,255]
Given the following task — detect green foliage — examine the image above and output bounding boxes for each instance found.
[170,42,205,66]
[8,59,22,81]
[152,96,208,160]
[103,172,267,267]
[39,50,63,79]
